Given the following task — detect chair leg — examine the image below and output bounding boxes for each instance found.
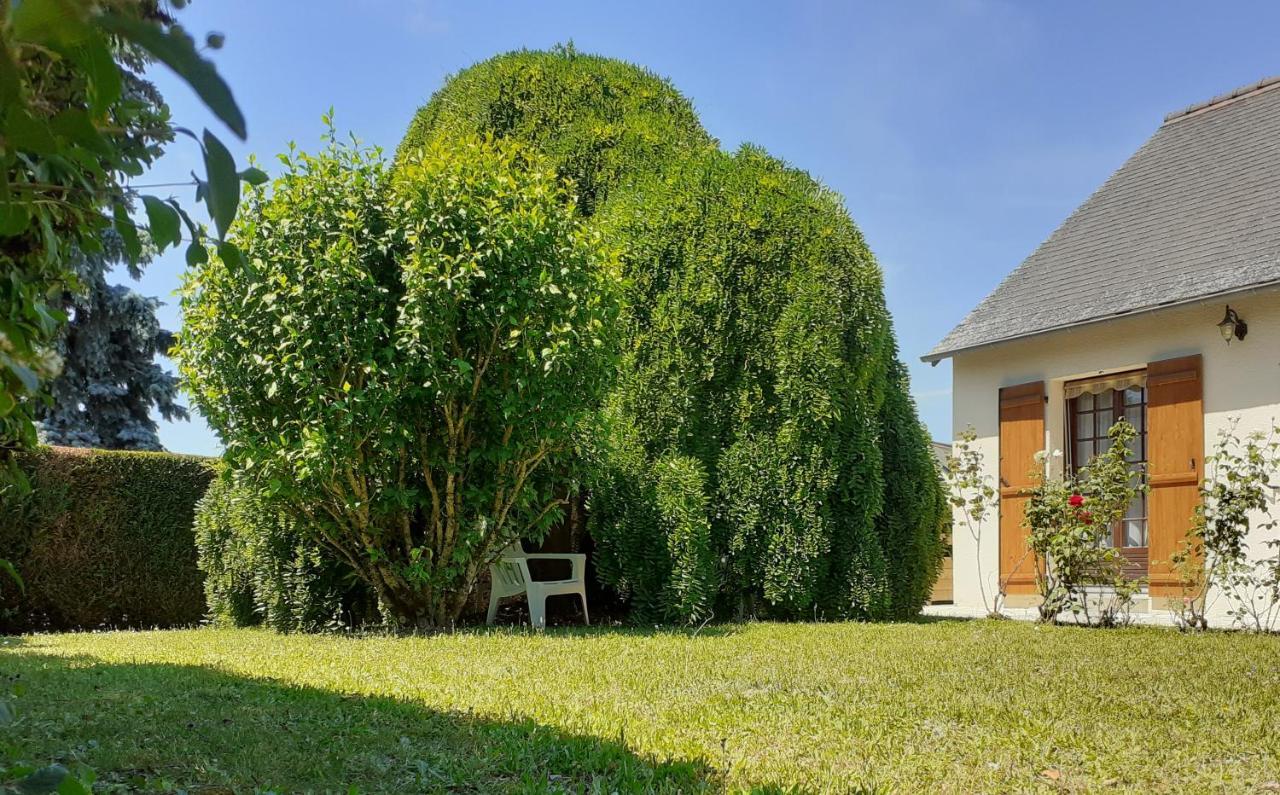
[579,591,590,625]
[486,587,500,626]
[528,591,547,630]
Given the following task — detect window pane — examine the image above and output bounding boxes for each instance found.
[1124,520,1147,547]
[1124,405,1143,433]
[1076,392,1094,412]
[1124,386,1144,406]
[1075,440,1093,466]
[1096,407,1114,437]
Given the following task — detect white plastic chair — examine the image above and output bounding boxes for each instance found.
[487,542,589,629]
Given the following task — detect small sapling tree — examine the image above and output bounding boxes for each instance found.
[945,427,1007,618]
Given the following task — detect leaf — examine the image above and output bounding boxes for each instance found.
[56,774,92,795]
[96,14,247,139]
[0,699,13,727]
[0,558,22,593]
[186,241,209,267]
[16,764,69,794]
[112,203,142,264]
[71,34,121,116]
[217,240,243,270]
[11,0,91,46]
[202,129,240,238]
[3,110,57,154]
[0,200,31,237]
[3,357,40,393]
[141,195,182,250]
[239,166,269,186]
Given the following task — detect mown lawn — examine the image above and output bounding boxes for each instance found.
[2,620,1279,793]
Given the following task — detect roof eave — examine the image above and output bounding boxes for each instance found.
[920,278,1280,365]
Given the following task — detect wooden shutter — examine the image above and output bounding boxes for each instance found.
[1146,354,1203,596]
[999,381,1044,595]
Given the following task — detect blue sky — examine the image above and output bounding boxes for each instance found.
[135,0,1280,455]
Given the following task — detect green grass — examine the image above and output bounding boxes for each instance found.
[3,620,1280,793]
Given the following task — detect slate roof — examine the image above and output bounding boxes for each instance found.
[925,76,1280,362]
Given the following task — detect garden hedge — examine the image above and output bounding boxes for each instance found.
[0,446,215,632]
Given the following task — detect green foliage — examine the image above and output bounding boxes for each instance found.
[194,475,373,632]
[0,0,248,479]
[178,130,620,628]
[654,455,716,624]
[404,49,946,624]
[1173,419,1280,631]
[1025,420,1144,625]
[0,446,214,631]
[589,148,940,621]
[397,44,712,216]
[876,362,949,617]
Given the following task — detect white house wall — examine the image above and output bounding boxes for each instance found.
[949,287,1280,623]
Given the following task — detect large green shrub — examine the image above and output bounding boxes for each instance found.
[194,476,373,631]
[397,45,712,217]
[178,130,620,628]
[591,148,934,621]
[402,49,947,623]
[0,447,214,631]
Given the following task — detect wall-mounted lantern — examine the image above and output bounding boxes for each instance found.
[1217,305,1247,344]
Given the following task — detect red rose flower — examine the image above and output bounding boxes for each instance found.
[1068,494,1085,507]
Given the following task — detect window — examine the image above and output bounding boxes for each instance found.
[1067,376,1147,578]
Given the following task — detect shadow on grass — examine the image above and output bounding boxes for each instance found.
[2,652,756,793]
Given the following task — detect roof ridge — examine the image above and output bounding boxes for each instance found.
[1163,76,1280,124]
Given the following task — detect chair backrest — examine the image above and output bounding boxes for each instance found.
[492,558,526,589]
[491,540,529,589]
[500,540,527,558]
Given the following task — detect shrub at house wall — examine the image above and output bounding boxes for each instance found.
[401,48,947,623]
[178,130,620,629]
[591,149,941,621]
[194,476,375,631]
[0,447,214,632]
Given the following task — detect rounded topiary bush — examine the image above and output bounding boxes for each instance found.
[589,147,941,621]
[397,44,713,216]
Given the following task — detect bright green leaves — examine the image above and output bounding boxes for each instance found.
[179,130,619,628]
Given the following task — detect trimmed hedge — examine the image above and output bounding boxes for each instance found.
[194,476,375,631]
[396,45,712,217]
[0,446,215,632]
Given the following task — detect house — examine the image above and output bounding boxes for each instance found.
[925,76,1280,620]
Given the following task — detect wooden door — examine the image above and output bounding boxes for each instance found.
[1146,355,1203,596]
[999,381,1044,594]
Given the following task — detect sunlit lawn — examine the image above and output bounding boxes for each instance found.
[3,620,1279,793]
